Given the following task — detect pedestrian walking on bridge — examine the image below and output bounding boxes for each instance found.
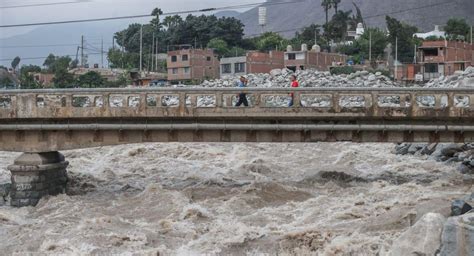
[236,76,249,107]
[289,75,299,107]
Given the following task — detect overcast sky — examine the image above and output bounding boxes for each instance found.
[0,0,263,38]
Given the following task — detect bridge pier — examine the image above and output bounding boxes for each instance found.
[7,152,68,207]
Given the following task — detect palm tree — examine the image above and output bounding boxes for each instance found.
[332,0,341,13]
[321,0,333,25]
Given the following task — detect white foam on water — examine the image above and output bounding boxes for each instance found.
[0,143,470,255]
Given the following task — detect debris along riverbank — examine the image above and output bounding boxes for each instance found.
[0,143,472,254]
[202,68,401,88]
[200,66,474,89]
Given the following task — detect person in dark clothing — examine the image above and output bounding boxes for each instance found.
[235,76,249,107]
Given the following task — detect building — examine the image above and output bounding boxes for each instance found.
[284,44,347,72]
[130,70,167,87]
[31,73,54,87]
[69,68,126,82]
[220,51,285,77]
[167,48,219,83]
[414,25,446,40]
[418,40,474,80]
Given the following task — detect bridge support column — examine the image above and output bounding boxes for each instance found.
[7,152,68,207]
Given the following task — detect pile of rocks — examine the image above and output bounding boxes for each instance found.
[201,68,401,88]
[394,143,474,175]
[423,66,474,88]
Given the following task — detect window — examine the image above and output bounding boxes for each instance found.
[222,64,232,74]
[288,53,296,60]
[184,67,190,74]
[206,56,211,61]
[171,56,177,62]
[172,68,178,74]
[425,63,438,73]
[235,63,245,73]
[182,55,188,61]
[424,48,438,56]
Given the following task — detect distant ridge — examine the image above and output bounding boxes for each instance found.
[238,0,474,38]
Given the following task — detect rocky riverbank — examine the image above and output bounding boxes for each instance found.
[200,66,474,89]
[202,69,401,88]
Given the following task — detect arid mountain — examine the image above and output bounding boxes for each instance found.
[239,0,474,37]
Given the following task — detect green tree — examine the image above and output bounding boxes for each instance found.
[43,54,56,71]
[325,10,352,42]
[255,32,288,52]
[332,0,341,13]
[207,38,229,58]
[107,48,141,69]
[321,0,333,25]
[386,16,420,63]
[150,8,163,29]
[355,28,388,61]
[225,47,246,57]
[53,69,75,88]
[76,71,105,88]
[53,56,72,72]
[19,65,42,89]
[11,56,21,72]
[0,77,14,88]
[292,24,328,51]
[445,18,470,41]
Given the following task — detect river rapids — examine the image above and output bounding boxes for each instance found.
[0,143,471,255]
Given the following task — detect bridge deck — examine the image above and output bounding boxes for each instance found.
[1,88,473,151]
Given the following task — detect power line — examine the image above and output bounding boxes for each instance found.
[0,0,91,9]
[0,42,111,49]
[363,0,453,20]
[0,0,305,28]
[0,53,102,62]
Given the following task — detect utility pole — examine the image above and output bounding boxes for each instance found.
[150,32,155,72]
[122,36,125,69]
[81,35,84,68]
[369,30,372,63]
[139,25,143,73]
[471,25,473,45]
[155,36,159,72]
[315,28,318,46]
[395,37,398,81]
[414,44,417,64]
[101,38,104,68]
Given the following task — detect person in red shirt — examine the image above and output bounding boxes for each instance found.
[289,75,299,107]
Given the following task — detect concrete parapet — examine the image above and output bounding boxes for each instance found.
[7,152,68,207]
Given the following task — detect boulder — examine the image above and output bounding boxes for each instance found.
[421,143,438,155]
[408,143,425,155]
[395,143,411,155]
[458,164,474,175]
[390,213,446,256]
[440,212,474,256]
[451,200,473,216]
[270,69,282,76]
[432,144,465,161]
[0,183,11,199]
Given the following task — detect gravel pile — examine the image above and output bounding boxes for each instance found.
[423,66,474,88]
[201,68,401,88]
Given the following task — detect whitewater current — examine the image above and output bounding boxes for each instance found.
[0,143,471,255]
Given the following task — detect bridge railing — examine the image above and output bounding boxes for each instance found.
[1,88,473,120]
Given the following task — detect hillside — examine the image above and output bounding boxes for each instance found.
[238,0,474,38]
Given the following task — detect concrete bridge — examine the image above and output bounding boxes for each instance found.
[1,87,473,206]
